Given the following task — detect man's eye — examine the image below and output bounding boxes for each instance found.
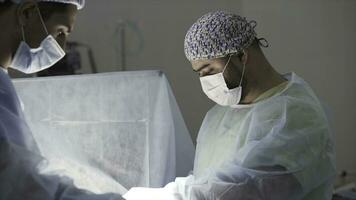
[206,69,215,75]
[199,70,213,77]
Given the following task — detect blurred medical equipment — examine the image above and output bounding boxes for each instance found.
[12,70,195,196]
[114,19,144,71]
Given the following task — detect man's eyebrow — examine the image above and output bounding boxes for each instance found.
[193,64,210,72]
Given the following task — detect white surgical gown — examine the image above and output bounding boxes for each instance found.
[0,68,122,200]
[124,72,335,200]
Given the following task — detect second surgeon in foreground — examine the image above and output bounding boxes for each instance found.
[124,11,335,200]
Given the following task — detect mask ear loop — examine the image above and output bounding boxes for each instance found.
[238,50,247,87]
[222,55,232,74]
[19,4,49,43]
[20,24,26,42]
[35,4,49,36]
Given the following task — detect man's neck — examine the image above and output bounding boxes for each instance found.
[240,62,286,104]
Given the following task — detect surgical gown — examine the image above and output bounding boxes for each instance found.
[0,68,123,200]
[124,72,335,200]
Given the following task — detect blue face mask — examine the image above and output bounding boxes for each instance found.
[9,6,65,74]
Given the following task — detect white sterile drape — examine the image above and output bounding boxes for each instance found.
[0,70,195,199]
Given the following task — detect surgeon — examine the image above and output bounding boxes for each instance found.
[0,0,123,199]
[124,11,336,200]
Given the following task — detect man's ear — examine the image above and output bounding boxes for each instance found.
[16,1,37,27]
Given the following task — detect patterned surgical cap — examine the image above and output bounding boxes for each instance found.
[184,11,258,61]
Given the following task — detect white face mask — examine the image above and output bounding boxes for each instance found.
[200,55,246,106]
[9,6,65,74]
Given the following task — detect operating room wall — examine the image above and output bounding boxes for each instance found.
[67,0,355,179]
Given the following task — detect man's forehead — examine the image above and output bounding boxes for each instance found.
[46,7,77,26]
[191,57,225,70]
[192,57,226,65]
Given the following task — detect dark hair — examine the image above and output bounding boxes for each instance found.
[38,2,72,20]
[0,0,13,13]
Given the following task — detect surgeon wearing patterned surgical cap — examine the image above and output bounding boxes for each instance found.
[124,11,335,200]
